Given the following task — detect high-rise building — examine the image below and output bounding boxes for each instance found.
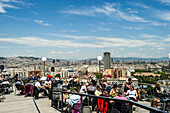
[104,52,111,69]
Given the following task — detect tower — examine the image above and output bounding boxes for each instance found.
[104,52,111,70]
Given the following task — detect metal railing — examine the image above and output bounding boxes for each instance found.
[51,89,167,113]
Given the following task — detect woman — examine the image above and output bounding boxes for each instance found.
[154,82,162,98]
[44,77,52,93]
[126,85,138,101]
[150,98,160,113]
[101,79,108,89]
[109,84,118,97]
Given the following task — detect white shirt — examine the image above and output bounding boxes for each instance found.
[55,77,60,81]
[127,90,136,98]
[45,81,51,88]
[35,82,41,90]
[40,77,47,81]
[80,85,86,93]
[2,81,10,85]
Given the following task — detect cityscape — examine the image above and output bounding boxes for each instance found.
[0,0,170,113]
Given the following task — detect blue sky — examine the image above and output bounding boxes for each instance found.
[0,0,170,60]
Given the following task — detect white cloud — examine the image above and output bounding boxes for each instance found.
[0,1,19,13]
[92,27,111,32]
[34,20,50,26]
[123,26,144,30]
[139,33,159,38]
[0,33,9,35]
[129,10,139,14]
[50,51,74,55]
[158,0,170,5]
[0,35,167,49]
[49,34,92,39]
[157,47,165,50]
[128,53,149,58]
[61,3,166,26]
[61,30,76,32]
[139,48,145,51]
[26,50,33,53]
[61,3,147,23]
[148,21,167,26]
[129,2,149,9]
[157,11,170,21]
[164,38,170,42]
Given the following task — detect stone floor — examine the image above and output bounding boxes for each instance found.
[0,91,153,113]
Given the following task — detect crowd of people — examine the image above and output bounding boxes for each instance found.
[0,73,169,113]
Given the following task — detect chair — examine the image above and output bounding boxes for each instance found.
[109,108,120,113]
[2,84,10,94]
[15,84,23,95]
[79,106,92,113]
[24,84,33,96]
[0,85,5,102]
[51,92,60,108]
[113,101,129,113]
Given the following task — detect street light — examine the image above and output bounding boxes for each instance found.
[97,56,102,79]
[168,53,170,67]
[42,57,47,76]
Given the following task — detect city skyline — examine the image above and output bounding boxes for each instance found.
[0,0,170,60]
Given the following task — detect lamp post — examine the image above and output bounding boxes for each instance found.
[42,57,47,76]
[97,56,102,79]
[168,53,170,67]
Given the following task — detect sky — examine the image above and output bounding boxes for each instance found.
[0,0,170,60]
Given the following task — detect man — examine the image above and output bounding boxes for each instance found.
[35,79,48,99]
[124,78,133,94]
[87,82,96,95]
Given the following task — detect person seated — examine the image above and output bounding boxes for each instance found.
[60,79,68,89]
[2,78,10,93]
[24,79,33,96]
[35,79,48,99]
[0,74,3,82]
[55,75,60,81]
[150,98,160,113]
[15,79,24,95]
[101,79,108,89]
[109,84,118,97]
[32,75,38,81]
[124,78,133,94]
[87,82,96,95]
[116,92,127,100]
[126,85,138,101]
[113,92,129,113]
[93,85,102,111]
[80,83,88,94]
[154,82,162,98]
[97,90,108,113]
[95,85,102,96]
[67,90,81,113]
[40,75,47,86]
[44,77,51,91]
[59,88,69,108]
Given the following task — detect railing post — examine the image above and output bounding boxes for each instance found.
[81,95,83,113]
[51,89,53,107]
[129,103,133,113]
[61,91,63,113]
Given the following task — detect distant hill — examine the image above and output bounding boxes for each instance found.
[83,57,169,61]
[17,56,40,60]
[0,56,169,61]
[0,57,6,60]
